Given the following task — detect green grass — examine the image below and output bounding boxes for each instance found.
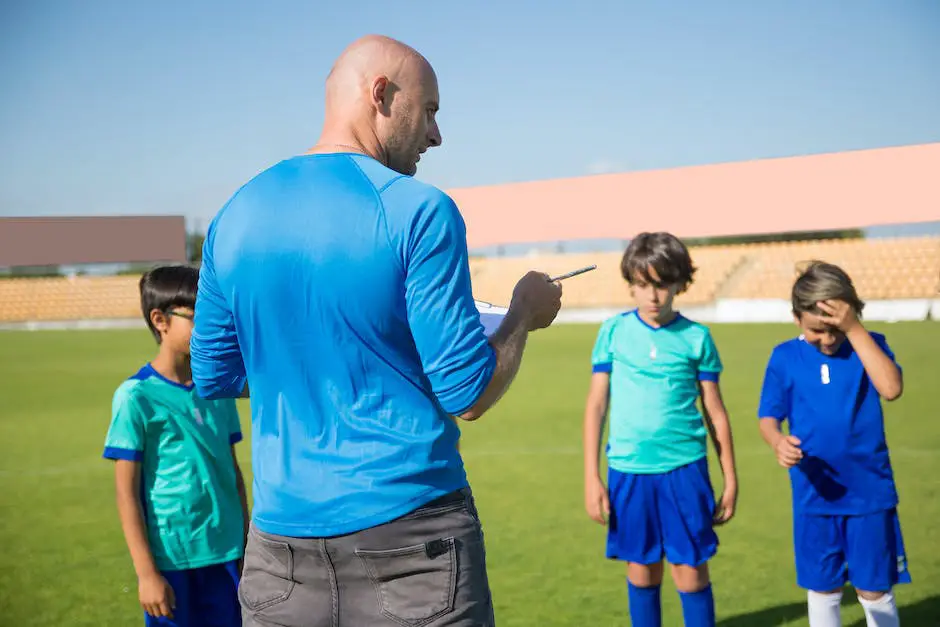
[1,323,938,626]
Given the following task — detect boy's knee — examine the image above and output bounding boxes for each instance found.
[856,589,888,601]
[627,561,664,587]
[671,563,710,593]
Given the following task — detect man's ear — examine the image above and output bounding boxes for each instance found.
[371,76,390,111]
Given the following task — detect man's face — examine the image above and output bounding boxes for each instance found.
[795,311,845,355]
[379,62,442,176]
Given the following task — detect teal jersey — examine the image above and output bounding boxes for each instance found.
[591,311,723,474]
[102,363,245,571]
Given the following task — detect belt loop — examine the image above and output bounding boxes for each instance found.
[463,487,478,518]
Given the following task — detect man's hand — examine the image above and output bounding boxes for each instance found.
[775,435,803,469]
[713,481,738,525]
[585,476,611,525]
[816,299,860,333]
[139,571,175,619]
[510,271,563,331]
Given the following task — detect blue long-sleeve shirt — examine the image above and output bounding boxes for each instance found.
[190,153,496,537]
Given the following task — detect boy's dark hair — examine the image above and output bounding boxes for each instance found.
[139,265,199,343]
[791,260,865,318]
[620,232,697,293]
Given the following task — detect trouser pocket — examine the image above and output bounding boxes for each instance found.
[239,529,296,612]
[356,537,457,627]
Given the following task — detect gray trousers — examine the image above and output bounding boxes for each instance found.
[238,488,495,626]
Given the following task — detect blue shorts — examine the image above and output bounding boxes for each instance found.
[794,508,912,592]
[144,560,241,627]
[606,457,718,566]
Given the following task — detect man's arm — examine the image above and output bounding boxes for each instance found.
[191,223,248,400]
[458,309,528,421]
[459,273,560,420]
[396,186,560,421]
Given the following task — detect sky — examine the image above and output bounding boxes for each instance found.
[1,1,938,232]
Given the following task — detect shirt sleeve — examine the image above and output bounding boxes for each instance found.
[191,219,248,400]
[591,317,616,373]
[392,185,496,416]
[757,347,789,421]
[872,332,902,373]
[103,383,146,462]
[224,399,243,445]
[697,329,723,382]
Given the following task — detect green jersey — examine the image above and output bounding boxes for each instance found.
[103,363,245,571]
[591,311,723,474]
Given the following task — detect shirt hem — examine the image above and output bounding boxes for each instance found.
[608,453,707,475]
[794,499,899,517]
[252,482,470,537]
[154,547,244,573]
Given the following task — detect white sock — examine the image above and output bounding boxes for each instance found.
[808,590,843,627]
[858,591,899,627]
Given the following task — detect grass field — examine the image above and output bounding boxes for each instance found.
[1,322,938,626]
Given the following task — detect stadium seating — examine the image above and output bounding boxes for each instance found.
[0,237,937,322]
[469,245,747,308]
[0,275,141,322]
[725,236,940,300]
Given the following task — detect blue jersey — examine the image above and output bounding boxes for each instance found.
[190,153,496,538]
[591,311,723,474]
[757,332,900,516]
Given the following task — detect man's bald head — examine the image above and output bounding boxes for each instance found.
[317,35,442,176]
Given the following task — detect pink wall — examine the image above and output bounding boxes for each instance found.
[448,143,940,249]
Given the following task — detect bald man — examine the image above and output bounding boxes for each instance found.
[191,35,562,626]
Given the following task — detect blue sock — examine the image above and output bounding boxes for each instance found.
[678,584,715,627]
[627,581,662,627]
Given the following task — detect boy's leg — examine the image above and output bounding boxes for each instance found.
[627,562,664,627]
[658,458,717,627]
[606,467,664,627]
[190,560,241,627]
[845,508,910,627]
[807,590,843,627]
[793,513,848,627]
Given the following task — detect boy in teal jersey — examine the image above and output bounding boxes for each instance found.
[583,232,739,627]
[103,266,249,627]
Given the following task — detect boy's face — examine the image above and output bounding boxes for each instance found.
[794,311,845,355]
[629,266,680,321]
[150,306,195,356]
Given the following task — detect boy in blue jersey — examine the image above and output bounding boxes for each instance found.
[758,261,908,627]
[583,232,739,627]
[103,266,250,627]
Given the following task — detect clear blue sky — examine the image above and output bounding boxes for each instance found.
[2,1,938,232]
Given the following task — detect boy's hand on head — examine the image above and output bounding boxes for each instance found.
[775,435,803,469]
[584,476,610,525]
[816,299,859,333]
[139,572,175,619]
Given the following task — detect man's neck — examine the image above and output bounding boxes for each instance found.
[308,126,386,166]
